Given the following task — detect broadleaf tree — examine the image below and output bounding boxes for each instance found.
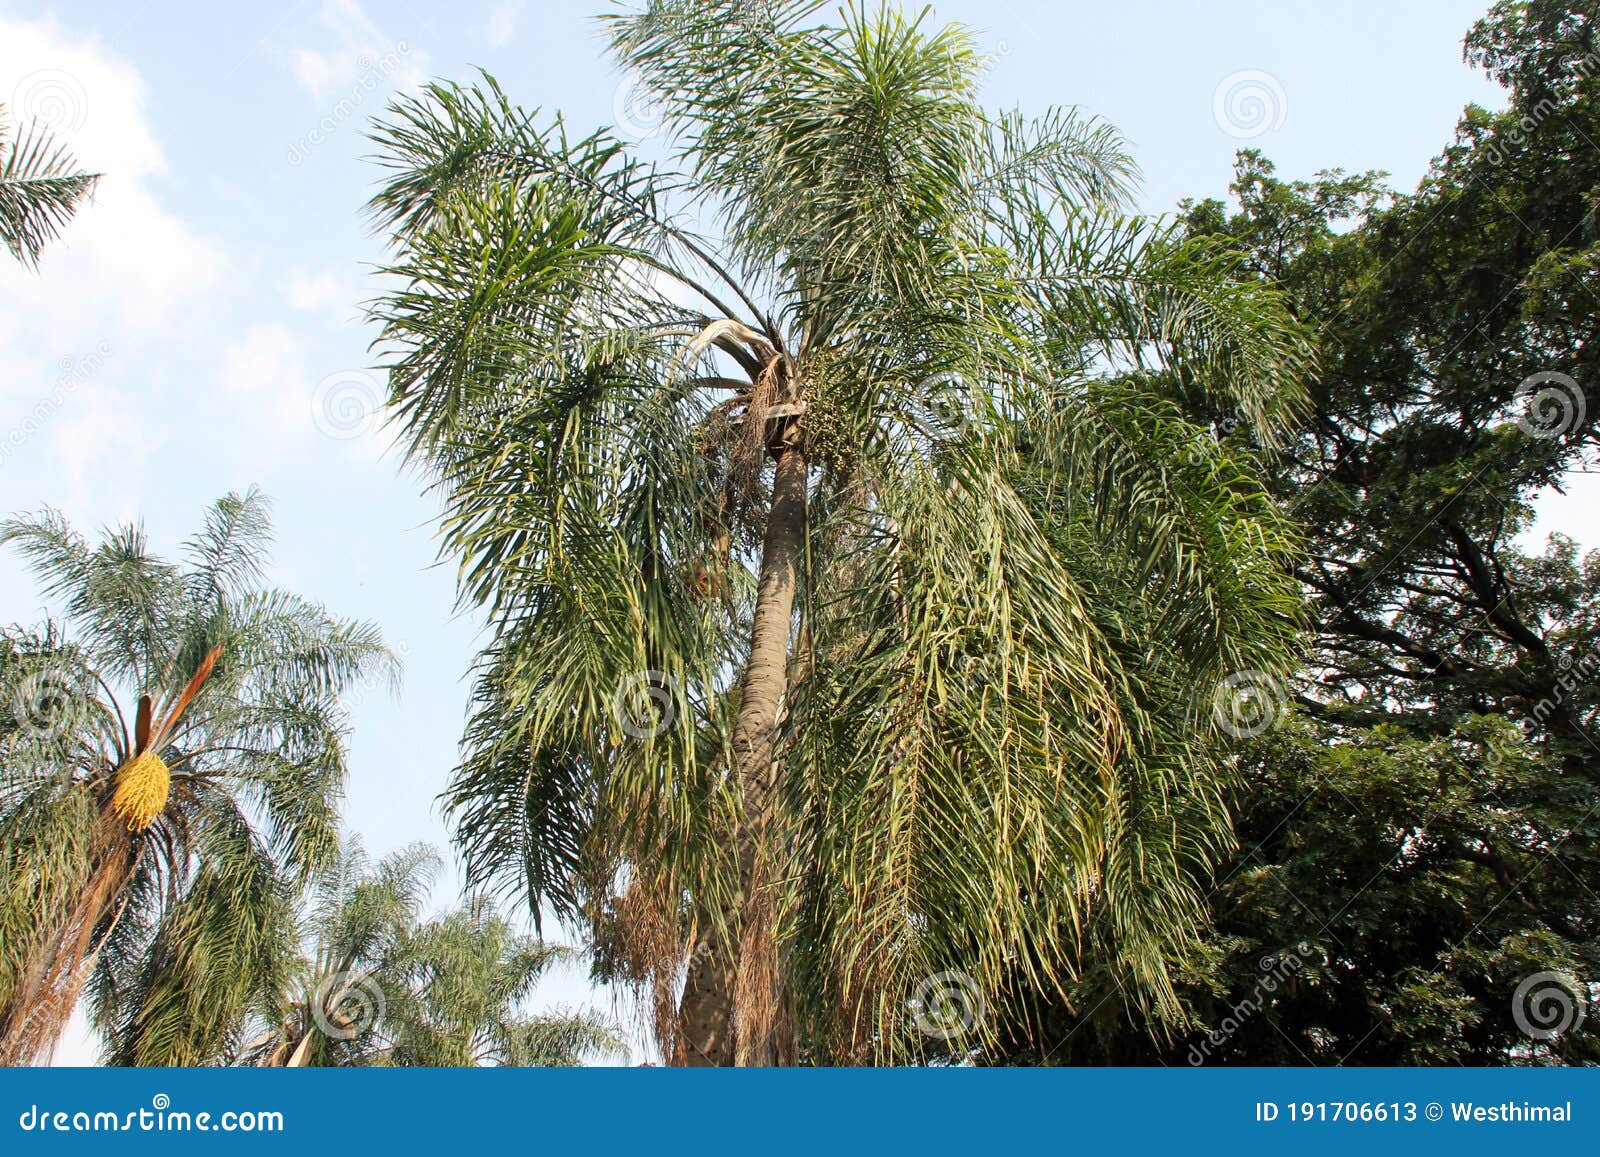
[993,0,1600,1065]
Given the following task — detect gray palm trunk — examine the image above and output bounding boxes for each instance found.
[678,413,808,1065]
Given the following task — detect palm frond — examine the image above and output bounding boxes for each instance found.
[0,106,98,269]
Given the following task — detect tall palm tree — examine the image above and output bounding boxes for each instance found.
[368,0,1311,1065]
[0,102,98,268]
[0,490,394,1064]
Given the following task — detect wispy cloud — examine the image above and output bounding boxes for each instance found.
[486,1,520,48]
[288,0,425,102]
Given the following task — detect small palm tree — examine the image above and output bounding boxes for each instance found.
[0,490,394,1064]
[0,102,98,268]
[225,838,437,1067]
[230,840,623,1068]
[369,0,1310,1064]
[380,897,626,1067]
[236,844,624,1068]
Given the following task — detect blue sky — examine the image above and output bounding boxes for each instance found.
[0,0,1579,1062]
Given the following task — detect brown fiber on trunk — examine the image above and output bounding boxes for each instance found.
[0,819,138,1064]
[676,442,807,1066]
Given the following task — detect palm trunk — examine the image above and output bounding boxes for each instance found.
[677,442,807,1066]
[0,824,137,1064]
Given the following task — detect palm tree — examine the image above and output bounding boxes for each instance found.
[0,490,394,1064]
[379,897,626,1067]
[0,102,98,268]
[367,0,1311,1065]
[230,839,623,1067]
[207,838,436,1067]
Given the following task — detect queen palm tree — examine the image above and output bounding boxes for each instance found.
[0,102,98,268]
[225,839,622,1067]
[368,0,1311,1064]
[167,837,438,1068]
[0,490,394,1063]
[379,897,626,1067]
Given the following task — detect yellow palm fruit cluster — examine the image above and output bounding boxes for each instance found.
[110,750,171,832]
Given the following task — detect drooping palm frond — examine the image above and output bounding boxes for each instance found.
[100,797,294,1067]
[0,103,98,269]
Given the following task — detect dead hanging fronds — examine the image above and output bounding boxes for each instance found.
[603,863,686,1057]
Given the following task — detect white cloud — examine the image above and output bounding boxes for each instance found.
[486,1,521,48]
[288,269,345,313]
[288,0,426,104]
[217,325,392,462]
[49,379,147,518]
[0,16,222,537]
[220,322,316,440]
[0,16,226,342]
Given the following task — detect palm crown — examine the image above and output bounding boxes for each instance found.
[229,838,623,1068]
[369,0,1312,1064]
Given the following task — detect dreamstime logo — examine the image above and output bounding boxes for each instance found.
[16,1092,284,1133]
[613,72,666,142]
[611,669,684,740]
[1525,637,1600,733]
[1212,70,1286,140]
[312,970,385,1040]
[1210,670,1285,739]
[339,640,409,715]
[909,971,985,1041]
[311,371,385,440]
[1514,371,1585,441]
[1481,49,1600,167]
[287,43,411,166]
[10,69,89,135]
[1188,943,1311,1065]
[1512,971,1586,1041]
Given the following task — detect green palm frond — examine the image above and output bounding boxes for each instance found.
[0,103,98,269]
[380,896,626,1067]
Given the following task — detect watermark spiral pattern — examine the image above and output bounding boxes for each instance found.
[312,371,385,441]
[909,971,985,1041]
[1514,371,1585,441]
[312,970,385,1041]
[613,72,666,143]
[12,667,84,739]
[1212,70,1287,140]
[611,670,683,740]
[11,69,89,134]
[1211,670,1285,739]
[1512,971,1586,1041]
